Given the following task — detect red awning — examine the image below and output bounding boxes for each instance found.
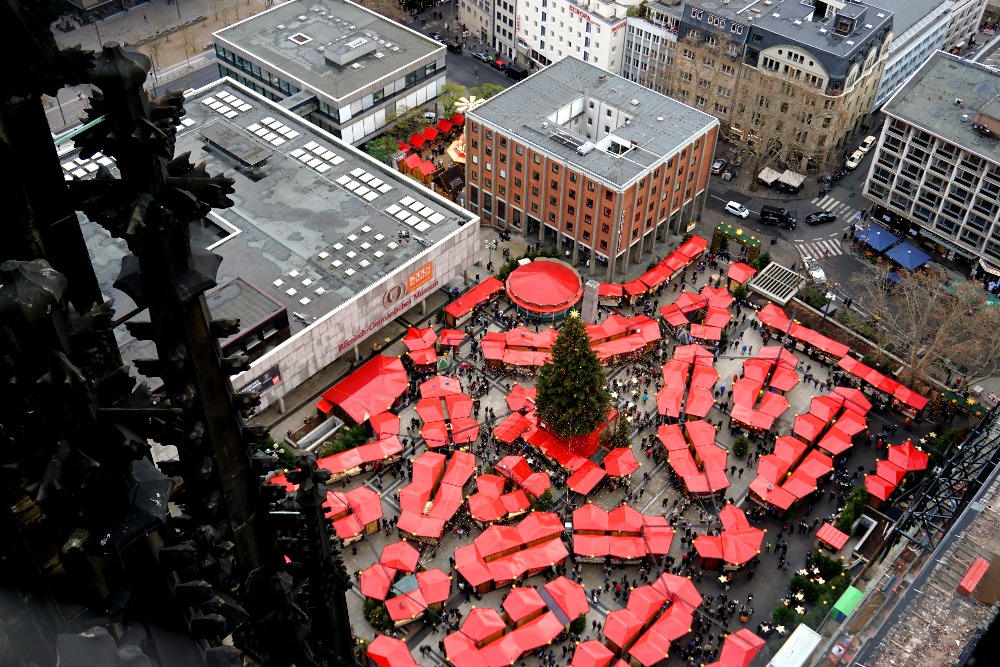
[444,276,505,319]
[757,303,791,330]
[888,440,929,471]
[450,112,465,125]
[397,141,412,153]
[598,282,624,298]
[321,355,408,424]
[408,134,426,149]
[623,279,648,296]
[865,474,896,501]
[816,522,850,551]
[436,118,454,133]
[422,126,439,141]
[439,328,466,346]
[727,262,757,284]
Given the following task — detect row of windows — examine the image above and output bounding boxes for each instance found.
[216,45,300,96]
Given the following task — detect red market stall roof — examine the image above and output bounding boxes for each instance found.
[685,387,715,418]
[360,563,396,599]
[403,325,437,351]
[506,260,584,314]
[758,391,790,419]
[568,461,607,495]
[422,125,439,141]
[504,585,547,623]
[720,504,752,531]
[369,412,399,438]
[397,141,412,154]
[877,459,907,485]
[408,134,426,149]
[685,420,717,448]
[409,347,438,365]
[793,413,827,443]
[327,487,384,540]
[717,629,766,667]
[888,441,929,471]
[810,395,843,422]
[603,609,645,649]
[604,447,640,476]
[516,511,564,544]
[789,323,851,359]
[450,113,465,125]
[727,262,757,284]
[677,235,709,260]
[417,160,435,176]
[440,328,466,347]
[817,427,853,456]
[469,493,506,522]
[674,343,715,366]
[436,118,454,133]
[494,412,533,443]
[732,377,763,408]
[832,386,873,415]
[315,436,403,477]
[653,572,703,610]
[700,285,734,309]
[420,375,464,398]
[463,608,506,643]
[690,364,718,389]
[445,276,505,319]
[673,291,706,314]
[506,384,537,412]
[730,404,775,431]
[598,282,624,298]
[660,303,690,327]
[749,476,797,510]
[640,266,671,289]
[690,324,722,340]
[703,306,732,328]
[368,634,420,667]
[757,303,791,330]
[320,355,408,423]
[757,345,798,368]
[770,365,800,392]
[894,384,929,411]
[629,626,673,667]
[380,541,419,572]
[544,576,590,623]
[816,522,850,551]
[571,640,615,667]
[420,421,449,448]
[656,384,683,417]
[866,474,896,501]
[573,504,610,532]
[623,279,648,297]
[834,409,867,436]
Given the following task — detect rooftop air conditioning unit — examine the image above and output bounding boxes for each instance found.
[630,98,640,105]
[298,15,308,21]
[277,24,286,29]
[577,141,595,155]
[351,63,362,69]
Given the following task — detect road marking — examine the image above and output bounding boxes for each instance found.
[796,239,844,258]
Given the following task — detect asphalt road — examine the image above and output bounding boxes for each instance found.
[444,47,514,91]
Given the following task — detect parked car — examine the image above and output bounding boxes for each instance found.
[858,135,877,154]
[845,150,864,170]
[447,42,463,54]
[490,58,507,71]
[472,51,491,62]
[725,201,750,218]
[428,32,445,42]
[804,210,838,225]
[711,158,728,174]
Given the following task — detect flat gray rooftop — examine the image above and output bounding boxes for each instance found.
[884,51,1000,167]
[63,77,472,337]
[866,0,940,38]
[470,57,718,188]
[746,1,893,60]
[213,0,443,101]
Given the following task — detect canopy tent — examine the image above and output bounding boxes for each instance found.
[757,166,782,186]
[368,634,420,667]
[770,365,800,392]
[544,576,590,623]
[717,629,766,667]
[685,420,717,448]
[677,235,709,260]
[685,387,715,418]
[656,384,684,418]
[380,541,420,572]
[660,303,690,327]
[369,412,400,439]
[730,404,775,431]
[690,364,719,389]
[598,283,624,298]
[888,440,929,471]
[817,427,853,456]
[623,279,648,297]
[403,326,437,351]
[865,474,896,501]
[701,285,734,309]
[673,343,715,366]
[757,303,791,330]
[793,413,827,443]
[420,375,465,398]
[815,522,850,551]
[506,384,537,412]
[604,447,640,477]
[320,355,408,424]
[690,324,722,341]
[570,640,615,667]
[876,459,907,485]
[567,462,607,495]
[832,386,873,414]
[856,225,900,252]
[758,391,790,419]
[444,276,505,321]
[439,328,466,347]
[732,377,763,408]
[778,169,805,189]
[885,241,931,270]
[504,586,547,624]
[653,572,704,610]
[703,306,732,328]
[790,323,851,359]
[833,586,865,622]
[727,262,757,285]
[436,118,454,133]
[360,563,396,599]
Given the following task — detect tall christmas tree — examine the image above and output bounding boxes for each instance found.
[535,312,611,437]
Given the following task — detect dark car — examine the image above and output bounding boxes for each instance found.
[490,58,507,71]
[447,42,463,54]
[711,158,727,174]
[759,205,796,229]
[805,210,837,225]
[472,51,491,62]
[505,63,529,81]
[428,32,445,42]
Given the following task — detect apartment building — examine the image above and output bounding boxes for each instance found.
[863,51,1000,270]
[620,0,683,94]
[462,0,494,48]
[943,0,990,50]
[516,0,636,71]
[870,0,952,110]
[213,0,445,146]
[464,57,719,280]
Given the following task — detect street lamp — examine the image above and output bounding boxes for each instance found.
[820,292,837,330]
[484,238,498,267]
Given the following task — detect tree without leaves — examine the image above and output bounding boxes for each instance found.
[850,262,1000,387]
[534,313,611,437]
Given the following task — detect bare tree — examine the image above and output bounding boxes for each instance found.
[180,25,198,62]
[851,262,1000,388]
[353,0,407,22]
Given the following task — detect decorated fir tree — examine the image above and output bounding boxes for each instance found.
[535,312,611,437]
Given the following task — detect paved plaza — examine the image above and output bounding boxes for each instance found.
[282,239,944,666]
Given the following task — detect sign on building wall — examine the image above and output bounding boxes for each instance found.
[239,364,282,394]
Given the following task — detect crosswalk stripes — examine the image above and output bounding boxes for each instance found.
[796,238,844,259]
[809,194,859,221]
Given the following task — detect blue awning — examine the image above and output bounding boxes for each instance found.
[858,225,900,252]
[885,241,931,270]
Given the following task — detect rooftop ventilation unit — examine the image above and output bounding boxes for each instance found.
[277,23,286,29]
[577,141,595,155]
[865,23,872,28]
[346,37,368,48]
[374,52,384,58]
[297,15,308,21]
[350,25,356,29]
[318,46,324,51]
[819,27,827,32]
[794,19,801,24]
[351,63,362,69]
[630,98,640,105]
[392,46,400,51]
[324,33,378,66]
[846,40,854,44]
[877,12,885,17]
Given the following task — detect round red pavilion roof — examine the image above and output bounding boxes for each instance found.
[505,258,584,314]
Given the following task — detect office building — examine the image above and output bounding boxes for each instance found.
[620,0,683,95]
[464,57,719,280]
[516,0,632,71]
[863,51,1000,270]
[213,0,446,145]
[65,77,478,411]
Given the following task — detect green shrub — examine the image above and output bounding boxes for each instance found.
[835,311,878,341]
[732,284,749,302]
[835,487,868,533]
[531,488,554,511]
[363,598,393,632]
[771,605,794,624]
[798,285,829,310]
[732,436,749,458]
[751,251,772,270]
[570,614,588,635]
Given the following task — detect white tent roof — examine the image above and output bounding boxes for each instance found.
[758,167,782,185]
[778,170,806,188]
